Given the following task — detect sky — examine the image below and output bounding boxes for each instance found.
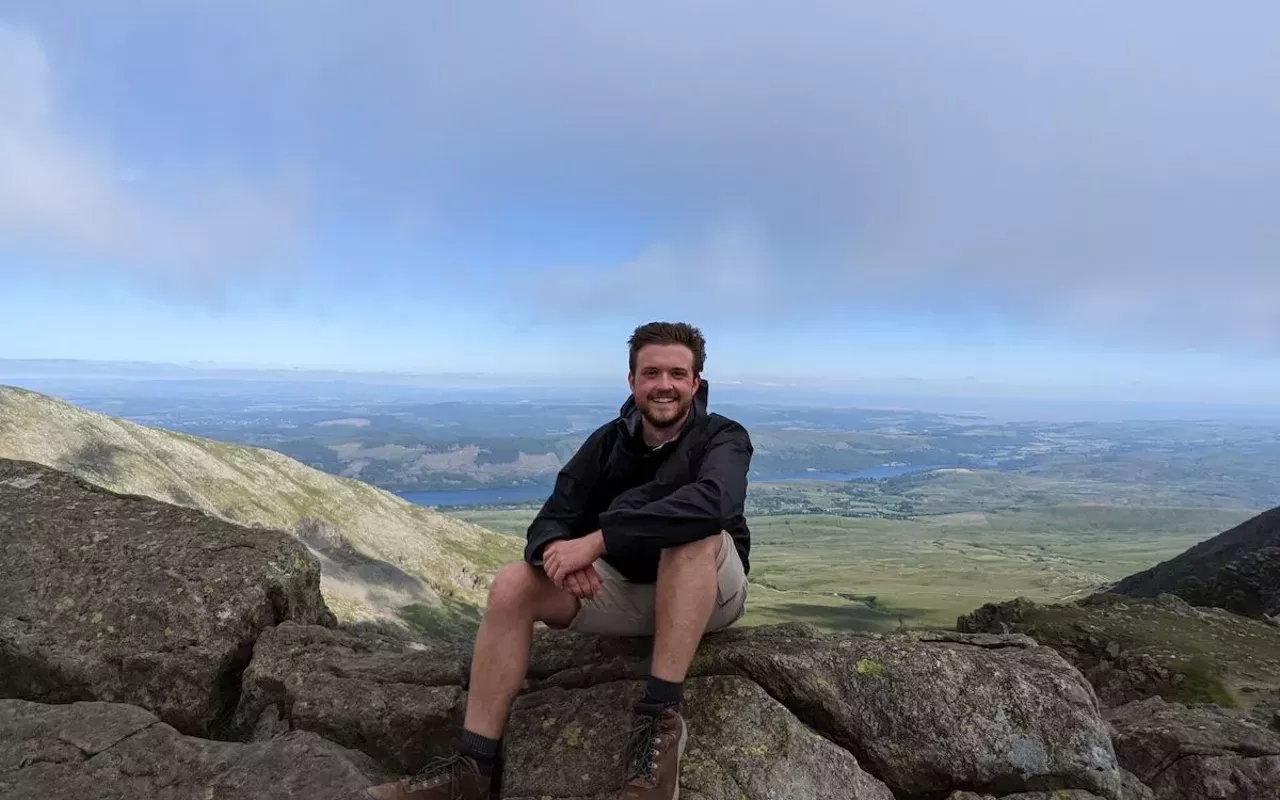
[2,1,1279,402]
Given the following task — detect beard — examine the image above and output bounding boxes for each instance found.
[639,391,692,430]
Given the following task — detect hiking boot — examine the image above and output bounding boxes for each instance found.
[364,747,498,800]
[620,701,688,799]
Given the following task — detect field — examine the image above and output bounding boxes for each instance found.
[450,504,1256,632]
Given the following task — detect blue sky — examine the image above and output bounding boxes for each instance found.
[2,2,1278,402]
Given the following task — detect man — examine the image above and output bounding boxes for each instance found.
[366,321,753,800]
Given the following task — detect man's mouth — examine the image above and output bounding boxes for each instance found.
[650,396,677,405]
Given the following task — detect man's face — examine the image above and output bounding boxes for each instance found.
[629,343,700,431]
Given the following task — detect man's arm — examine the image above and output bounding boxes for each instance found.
[524,425,609,567]
[597,424,752,553]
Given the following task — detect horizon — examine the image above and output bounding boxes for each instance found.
[4,357,1280,422]
[3,3,1278,403]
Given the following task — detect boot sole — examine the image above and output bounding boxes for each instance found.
[673,719,689,800]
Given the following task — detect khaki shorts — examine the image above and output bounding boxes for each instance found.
[564,530,748,637]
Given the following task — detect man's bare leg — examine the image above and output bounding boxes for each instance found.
[365,562,578,798]
[616,535,722,793]
[463,561,580,738]
[651,533,722,685]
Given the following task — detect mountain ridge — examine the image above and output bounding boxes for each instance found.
[0,384,520,638]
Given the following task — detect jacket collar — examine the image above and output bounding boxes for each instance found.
[618,380,710,444]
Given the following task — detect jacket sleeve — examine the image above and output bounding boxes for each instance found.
[597,424,752,553]
[524,425,608,566]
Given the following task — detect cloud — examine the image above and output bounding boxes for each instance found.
[4,2,1278,349]
[0,22,306,293]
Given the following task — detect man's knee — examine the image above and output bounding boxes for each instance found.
[486,561,543,614]
[659,533,721,568]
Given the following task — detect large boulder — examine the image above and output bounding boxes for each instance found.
[1108,506,1280,620]
[236,621,1125,799]
[0,698,388,799]
[504,676,895,800]
[1107,696,1280,800]
[234,622,467,772]
[0,458,335,737]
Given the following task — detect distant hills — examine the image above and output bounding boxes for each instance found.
[0,385,520,639]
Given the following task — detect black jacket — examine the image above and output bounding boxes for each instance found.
[524,381,752,583]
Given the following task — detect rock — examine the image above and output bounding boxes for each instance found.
[957,594,1280,714]
[1108,696,1280,799]
[1120,768,1156,800]
[0,458,335,737]
[946,792,1105,800]
[237,621,1123,799]
[0,698,390,799]
[695,625,1122,799]
[234,622,467,772]
[942,769,1151,799]
[503,676,895,800]
[1108,505,1280,620]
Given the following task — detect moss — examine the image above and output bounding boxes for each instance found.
[678,756,725,790]
[1172,654,1237,708]
[562,725,582,747]
[855,659,884,677]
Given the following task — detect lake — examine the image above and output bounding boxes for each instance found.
[399,463,947,509]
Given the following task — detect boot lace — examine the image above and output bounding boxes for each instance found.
[406,752,482,796]
[623,711,665,784]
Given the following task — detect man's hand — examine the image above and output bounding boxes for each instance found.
[561,565,603,598]
[543,531,605,590]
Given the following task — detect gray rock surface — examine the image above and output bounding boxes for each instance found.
[237,621,1124,799]
[0,698,389,799]
[235,622,466,772]
[1107,696,1280,799]
[946,792,1106,800]
[0,458,335,737]
[504,676,895,800]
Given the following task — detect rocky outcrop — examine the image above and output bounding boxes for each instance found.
[0,458,336,737]
[235,621,1124,799]
[5,454,1228,800]
[0,698,389,799]
[957,593,1280,713]
[958,594,1280,797]
[1108,505,1280,620]
[1108,696,1280,800]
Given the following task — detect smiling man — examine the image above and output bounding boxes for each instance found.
[366,321,754,800]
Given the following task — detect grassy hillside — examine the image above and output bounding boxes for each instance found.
[0,385,520,639]
[455,505,1254,632]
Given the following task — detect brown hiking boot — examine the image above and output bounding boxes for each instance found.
[620,701,688,799]
[364,748,498,800]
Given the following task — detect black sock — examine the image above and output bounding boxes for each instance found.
[642,676,683,708]
[457,729,501,763]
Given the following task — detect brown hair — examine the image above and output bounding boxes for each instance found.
[628,321,707,375]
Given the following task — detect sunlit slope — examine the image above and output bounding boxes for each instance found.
[0,385,520,637]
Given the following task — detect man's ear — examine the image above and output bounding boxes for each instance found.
[627,371,635,393]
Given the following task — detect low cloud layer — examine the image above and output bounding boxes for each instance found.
[2,2,1277,349]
